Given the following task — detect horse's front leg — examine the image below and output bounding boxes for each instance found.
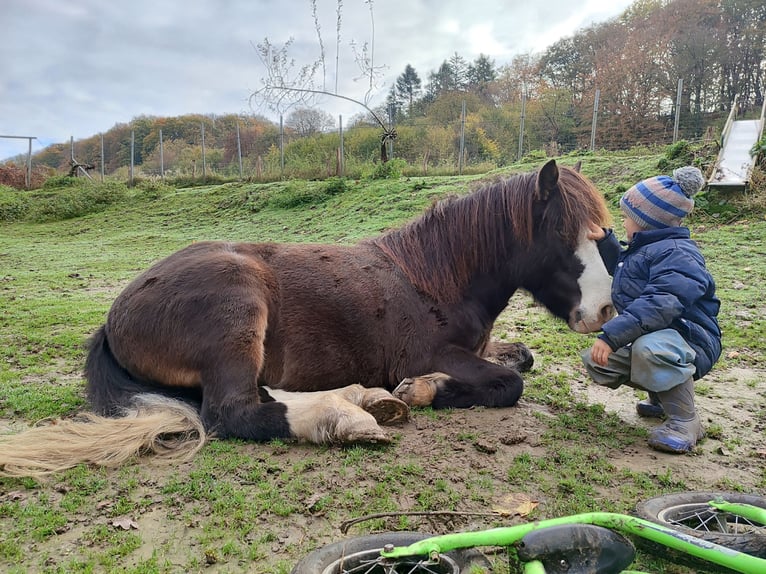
[393,347,524,409]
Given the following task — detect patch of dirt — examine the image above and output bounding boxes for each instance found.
[3,365,764,573]
[571,365,766,486]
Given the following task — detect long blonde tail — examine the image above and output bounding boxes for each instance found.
[0,395,206,478]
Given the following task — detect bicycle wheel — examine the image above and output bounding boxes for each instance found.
[291,532,491,574]
[635,491,766,558]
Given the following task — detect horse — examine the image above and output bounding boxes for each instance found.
[0,159,614,476]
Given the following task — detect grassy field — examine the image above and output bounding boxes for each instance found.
[0,148,764,573]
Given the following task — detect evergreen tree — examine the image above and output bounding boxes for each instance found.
[468,54,497,86]
[448,52,470,90]
[395,64,422,117]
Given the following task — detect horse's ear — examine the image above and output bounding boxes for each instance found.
[535,159,559,201]
[573,160,582,173]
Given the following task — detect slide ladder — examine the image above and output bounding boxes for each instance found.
[708,97,765,189]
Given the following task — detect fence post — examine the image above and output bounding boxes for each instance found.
[100,133,104,182]
[26,137,32,188]
[388,104,395,160]
[236,122,243,179]
[159,129,165,180]
[280,115,284,177]
[338,115,344,177]
[459,100,466,174]
[130,131,135,186]
[590,89,600,151]
[673,78,684,143]
[518,88,526,161]
[201,122,207,179]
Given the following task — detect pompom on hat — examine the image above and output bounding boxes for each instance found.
[620,166,706,229]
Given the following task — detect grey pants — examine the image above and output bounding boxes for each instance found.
[581,329,696,392]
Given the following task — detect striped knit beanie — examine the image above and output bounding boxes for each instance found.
[620,166,705,229]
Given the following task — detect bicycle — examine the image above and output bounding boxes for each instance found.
[291,491,766,573]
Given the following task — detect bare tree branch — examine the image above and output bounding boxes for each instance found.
[335,0,343,94]
[310,0,326,91]
[249,2,394,161]
[349,0,386,105]
[249,38,322,114]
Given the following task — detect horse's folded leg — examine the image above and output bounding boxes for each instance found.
[392,373,448,407]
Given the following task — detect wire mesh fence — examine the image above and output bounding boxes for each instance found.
[5,84,753,187]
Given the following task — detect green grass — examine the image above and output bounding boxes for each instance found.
[0,147,764,572]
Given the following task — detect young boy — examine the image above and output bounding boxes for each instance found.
[582,166,722,454]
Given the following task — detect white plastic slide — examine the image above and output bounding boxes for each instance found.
[709,100,765,189]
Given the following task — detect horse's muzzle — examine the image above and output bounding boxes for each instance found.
[569,303,615,334]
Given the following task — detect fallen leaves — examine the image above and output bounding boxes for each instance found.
[111,516,139,530]
[492,492,539,517]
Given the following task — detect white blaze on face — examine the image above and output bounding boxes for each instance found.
[570,229,614,333]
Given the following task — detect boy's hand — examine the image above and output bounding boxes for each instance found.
[590,339,612,366]
[587,222,606,241]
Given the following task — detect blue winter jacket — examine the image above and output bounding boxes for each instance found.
[596,227,722,379]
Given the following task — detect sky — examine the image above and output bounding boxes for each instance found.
[0,0,634,161]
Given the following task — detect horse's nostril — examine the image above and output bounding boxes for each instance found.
[600,304,615,321]
[573,309,583,324]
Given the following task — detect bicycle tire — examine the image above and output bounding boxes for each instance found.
[635,491,766,563]
[291,531,491,574]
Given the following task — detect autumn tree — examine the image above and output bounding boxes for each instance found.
[718,0,766,108]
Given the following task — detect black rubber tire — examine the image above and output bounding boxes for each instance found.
[291,531,491,574]
[634,491,766,570]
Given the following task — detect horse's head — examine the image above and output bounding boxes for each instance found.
[522,160,614,333]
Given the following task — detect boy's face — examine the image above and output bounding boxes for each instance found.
[623,216,643,241]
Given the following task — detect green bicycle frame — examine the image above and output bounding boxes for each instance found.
[381,502,766,573]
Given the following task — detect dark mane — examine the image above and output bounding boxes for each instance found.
[371,165,611,303]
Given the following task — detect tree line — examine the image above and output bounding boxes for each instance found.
[13,0,766,181]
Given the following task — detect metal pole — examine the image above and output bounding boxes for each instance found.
[236,122,243,179]
[518,88,526,161]
[100,133,104,182]
[673,78,684,143]
[590,89,600,151]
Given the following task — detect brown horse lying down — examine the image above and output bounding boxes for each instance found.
[0,160,613,476]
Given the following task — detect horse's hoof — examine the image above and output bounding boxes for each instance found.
[345,428,393,444]
[364,396,410,425]
[392,376,438,407]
